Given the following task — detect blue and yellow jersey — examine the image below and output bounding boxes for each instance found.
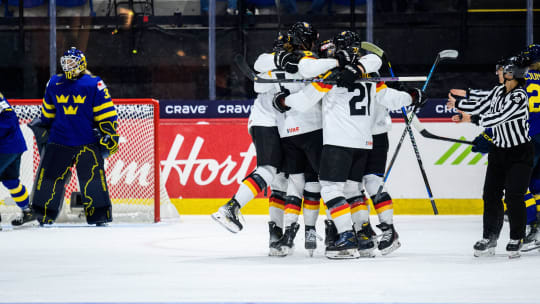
[0,93,27,154]
[41,73,117,146]
[526,69,540,136]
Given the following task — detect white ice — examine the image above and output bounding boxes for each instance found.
[1,215,539,304]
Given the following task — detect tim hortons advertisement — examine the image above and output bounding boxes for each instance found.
[158,118,486,200]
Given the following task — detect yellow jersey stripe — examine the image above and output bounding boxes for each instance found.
[41,107,56,118]
[94,110,118,122]
[93,102,115,113]
[8,184,23,194]
[42,98,56,110]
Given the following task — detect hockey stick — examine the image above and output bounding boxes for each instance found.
[374,49,458,214]
[234,54,427,84]
[410,114,474,145]
[364,42,439,214]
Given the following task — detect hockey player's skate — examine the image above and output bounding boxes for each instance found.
[506,239,522,259]
[325,230,360,259]
[11,208,37,226]
[356,223,377,257]
[522,223,539,252]
[304,225,320,257]
[473,237,497,257]
[211,199,243,233]
[377,223,401,255]
[324,219,338,247]
[270,222,300,256]
[268,221,283,256]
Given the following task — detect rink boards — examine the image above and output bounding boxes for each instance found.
[159,118,487,215]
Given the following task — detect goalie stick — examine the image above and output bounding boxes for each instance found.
[364,41,439,215]
[234,54,427,84]
[410,114,474,145]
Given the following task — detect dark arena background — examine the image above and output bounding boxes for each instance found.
[0,0,539,303]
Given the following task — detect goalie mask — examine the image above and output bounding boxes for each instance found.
[286,22,319,51]
[61,47,87,80]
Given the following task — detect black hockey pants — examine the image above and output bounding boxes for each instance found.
[482,142,534,240]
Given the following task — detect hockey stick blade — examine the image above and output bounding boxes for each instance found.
[439,49,459,60]
[360,41,385,58]
[410,115,474,145]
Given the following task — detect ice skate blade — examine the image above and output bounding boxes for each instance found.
[473,247,495,257]
[269,247,286,257]
[358,249,376,258]
[507,251,521,259]
[210,212,241,233]
[521,242,540,252]
[380,241,401,256]
[325,248,360,259]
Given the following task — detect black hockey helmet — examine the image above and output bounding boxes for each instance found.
[502,56,529,79]
[333,30,361,52]
[521,44,540,65]
[286,22,319,51]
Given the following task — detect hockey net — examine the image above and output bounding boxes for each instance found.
[0,99,179,223]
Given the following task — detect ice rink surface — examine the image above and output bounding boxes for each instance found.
[1,215,540,304]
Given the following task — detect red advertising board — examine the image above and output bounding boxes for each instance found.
[160,118,259,199]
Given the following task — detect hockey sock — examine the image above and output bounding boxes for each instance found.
[2,179,29,209]
[302,189,321,227]
[234,166,274,208]
[269,190,285,229]
[326,197,353,234]
[348,194,368,232]
[373,192,394,225]
[284,196,302,227]
[524,190,537,224]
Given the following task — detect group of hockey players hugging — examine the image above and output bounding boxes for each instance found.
[0,47,120,228]
[212,21,428,259]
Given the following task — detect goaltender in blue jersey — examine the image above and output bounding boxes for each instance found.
[30,47,120,226]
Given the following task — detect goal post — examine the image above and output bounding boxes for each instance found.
[0,98,179,223]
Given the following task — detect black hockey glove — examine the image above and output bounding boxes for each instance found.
[97,121,119,158]
[272,89,291,113]
[336,64,361,90]
[334,49,357,67]
[274,51,301,74]
[471,129,493,154]
[407,88,428,108]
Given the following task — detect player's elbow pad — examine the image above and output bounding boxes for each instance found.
[97,120,119,157]
[357,54,382,74]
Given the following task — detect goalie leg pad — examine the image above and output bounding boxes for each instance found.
[74,143,113,225]
[31,143,77,224]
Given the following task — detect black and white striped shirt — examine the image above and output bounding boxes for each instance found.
[456,85,530,148]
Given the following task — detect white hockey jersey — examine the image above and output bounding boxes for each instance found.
[323,82,412,149]
[371,103,393,135]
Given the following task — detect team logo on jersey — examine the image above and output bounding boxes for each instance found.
[63,105,78,115]
[512,94,523,104]
[56,95,69,104]
[97,80,107,91]
[73,95,86,104]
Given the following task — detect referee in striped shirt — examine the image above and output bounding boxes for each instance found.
[447,56,533,257]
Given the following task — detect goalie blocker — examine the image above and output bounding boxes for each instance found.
[31,142,113,225]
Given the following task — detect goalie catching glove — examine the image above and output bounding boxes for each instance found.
[96,121,119,158]
[272,89,291,113]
